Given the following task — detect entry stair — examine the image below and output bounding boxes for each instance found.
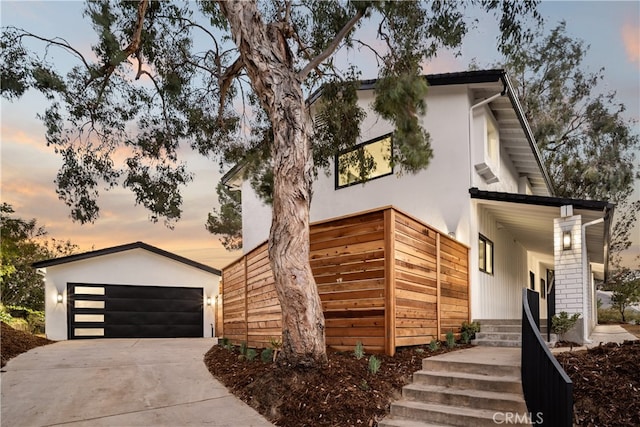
[379,347,531,427]
[471,319,556,348]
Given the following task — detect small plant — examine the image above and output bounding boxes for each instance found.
[239,341,248,356]
[415,347,425,354]
[219,337,230,347]
[368,355,381,375]
[460,321,480,339]
[429,339,440,352]
[359,379,370,391]
[269,337,282,362]
[461,330,471,344]
[354,341,365,360]
[261,347,274,363]
[246,348,257,361]
[446,330,456,348]
[552,311,581,345]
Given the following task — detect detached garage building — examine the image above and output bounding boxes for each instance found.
[33,242,221,341]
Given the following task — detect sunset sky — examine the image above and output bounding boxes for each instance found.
[1,1,639,270]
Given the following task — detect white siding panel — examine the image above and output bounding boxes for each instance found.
[475,206,527,319]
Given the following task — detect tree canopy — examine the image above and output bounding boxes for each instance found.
[502,22,640,266]
[1,0,541,366]
[1,203,78,310]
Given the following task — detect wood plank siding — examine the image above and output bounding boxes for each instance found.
[221,206,469,355]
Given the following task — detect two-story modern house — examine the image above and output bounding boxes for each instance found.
[220,69,613,354]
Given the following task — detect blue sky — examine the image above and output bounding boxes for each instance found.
[1,1,639,269]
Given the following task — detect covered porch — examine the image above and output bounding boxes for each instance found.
[469,188,614,344]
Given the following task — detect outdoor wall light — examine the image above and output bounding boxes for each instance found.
[562,230,572,250]
[206,297,212,306]
[57,293,63,303]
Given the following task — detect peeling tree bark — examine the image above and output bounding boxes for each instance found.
[219,0,327,367]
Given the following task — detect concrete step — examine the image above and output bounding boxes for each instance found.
[412,370,523,394]
[474,319,522,326]
[472,338,522,348]
[480,324,522,333]
[403,383,528,413]
[378,418,450,427]
[422,358,520,377]
[390,400,531,426]
[475,332,522,341]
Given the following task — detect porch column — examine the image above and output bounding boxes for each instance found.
[553,206,587,344]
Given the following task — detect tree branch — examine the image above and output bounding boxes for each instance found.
[298,7,367,80]
[218,56,245,121]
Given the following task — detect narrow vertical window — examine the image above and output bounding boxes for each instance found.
[479,234,494,275]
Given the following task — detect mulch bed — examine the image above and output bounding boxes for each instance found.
[1,321,53,367]
[555,340,640,427]
[204,343,470,427]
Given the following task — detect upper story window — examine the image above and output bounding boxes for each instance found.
[336,134,393,188]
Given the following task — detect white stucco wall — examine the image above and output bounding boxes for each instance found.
[43,248,220,340]
[240,84,526,254]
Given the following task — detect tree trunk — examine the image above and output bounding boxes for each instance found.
[219,0,327,367]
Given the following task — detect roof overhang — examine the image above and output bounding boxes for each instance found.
[469,188,614,278]
[32,241,221,275]
[223,69,554,196]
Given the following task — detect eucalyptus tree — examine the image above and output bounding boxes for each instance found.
[1,0,539,367]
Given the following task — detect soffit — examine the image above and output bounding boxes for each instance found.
[471,85,551,197]
[474,198,607,264]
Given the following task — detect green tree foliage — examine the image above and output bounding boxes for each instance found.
[503,22,640,262]
[206,182,242,251]
[0,203,78,310]
[1,0,540,366]
[608,268,640,323]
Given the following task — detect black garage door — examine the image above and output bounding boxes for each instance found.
[67,283,203,339]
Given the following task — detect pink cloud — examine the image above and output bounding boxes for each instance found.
[622,23,640,65]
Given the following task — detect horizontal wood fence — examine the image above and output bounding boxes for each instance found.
[221,206,469,355]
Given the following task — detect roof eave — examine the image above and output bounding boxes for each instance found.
[32,241,221,275]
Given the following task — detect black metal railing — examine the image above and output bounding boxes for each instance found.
[521,288,573,426]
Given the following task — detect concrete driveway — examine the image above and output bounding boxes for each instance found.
[1,339,273,427]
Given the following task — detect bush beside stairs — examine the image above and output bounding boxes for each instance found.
[379,346,531,426]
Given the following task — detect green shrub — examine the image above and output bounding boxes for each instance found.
[461,321,480,339]
[552,312,581,344]
[429,339,440,352]
[0,304,13,323]
[415,347,425,354]
[8,317,29,332]
[239,341,248,356]
[354,341,365,360]
[598,308,640,324]
[219,337,230,347]
[246,348,257,361]
[461,330,471,344]
[368,355,381,375]
[446,330,456,348]
[261,347,274,363]
[27,312,45,334]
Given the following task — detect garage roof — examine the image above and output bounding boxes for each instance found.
[32,241,221,275]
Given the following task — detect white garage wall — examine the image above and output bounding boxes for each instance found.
[43,248,220,340]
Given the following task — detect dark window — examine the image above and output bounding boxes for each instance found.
[541,279,546,299]
[479,234,493,275]
[529,271,535,290]
[336,134,393,188]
